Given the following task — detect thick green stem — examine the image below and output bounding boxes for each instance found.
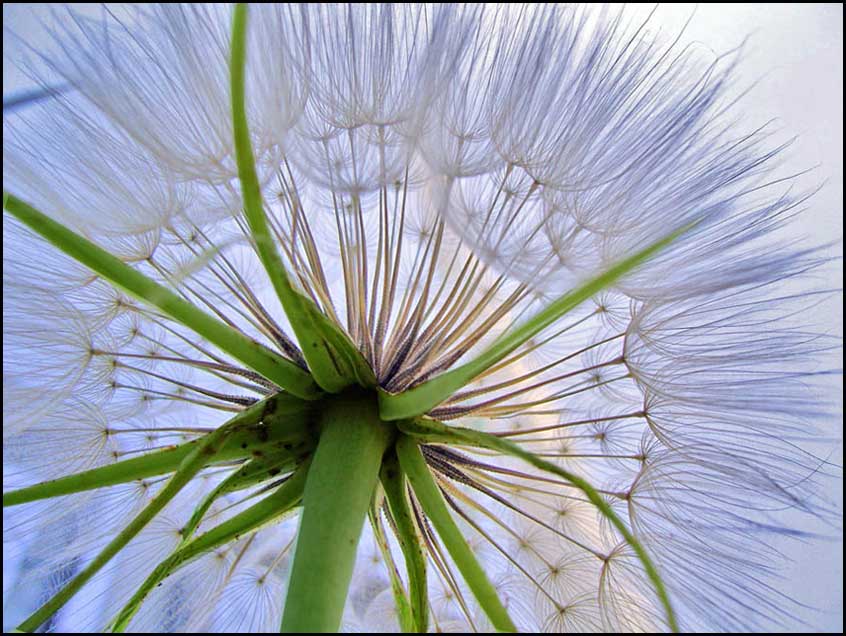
[110,461,309,632]
[379,223,693,420]
[281,392,393,633]
[395,434,516,632]
[3,192,319,400]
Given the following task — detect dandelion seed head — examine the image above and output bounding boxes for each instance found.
[3,3,841,634]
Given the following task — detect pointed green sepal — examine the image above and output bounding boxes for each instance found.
[395,434,516,632]
[110,461,310,632]
[398,417,680,633]
[379,224,692,420]
[3,192,320,399]
[4,392,315,507]
[380,450,429,633]
[230,4,375,394]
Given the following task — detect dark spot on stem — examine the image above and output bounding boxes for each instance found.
[261,397,278,419]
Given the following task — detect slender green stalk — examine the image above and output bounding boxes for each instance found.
[110,461,309,632]
[369,503,414,633]
[395,434,516,633]
[398,417,680,633]
[3,444,193,507]
[280,392,394,633]
[3,192,319,400]
[380,451,429,633]
[230,4,374,393]
[3,392,315,507]
[379,224,693,420]
[179,452,298,542]
[16,410,251,632]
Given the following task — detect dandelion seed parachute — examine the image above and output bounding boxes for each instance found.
[3,3,840,633]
